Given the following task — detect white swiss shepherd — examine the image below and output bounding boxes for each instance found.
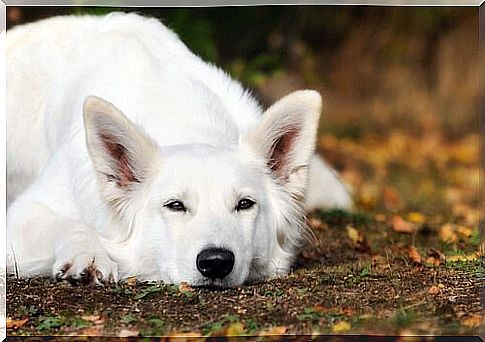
[6,13,352,287]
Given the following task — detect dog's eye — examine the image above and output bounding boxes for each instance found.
[164,200,186,212]
[236,198,256,211]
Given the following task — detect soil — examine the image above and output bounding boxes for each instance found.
[6,210,483,337]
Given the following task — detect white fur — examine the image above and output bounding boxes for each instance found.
[6,13,352,286]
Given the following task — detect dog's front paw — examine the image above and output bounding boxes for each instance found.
[53,253,119,285]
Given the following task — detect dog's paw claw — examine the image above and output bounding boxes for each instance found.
[53,255,118,285]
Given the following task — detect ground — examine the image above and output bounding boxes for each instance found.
[6,132,482,337]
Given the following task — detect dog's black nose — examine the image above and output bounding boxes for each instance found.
[196,248,235,279]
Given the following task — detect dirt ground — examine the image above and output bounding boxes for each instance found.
[6,207,483,337]
[5,125,482,338]
[5,7,482,339]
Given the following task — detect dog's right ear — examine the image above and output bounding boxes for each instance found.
[83,96,159,205]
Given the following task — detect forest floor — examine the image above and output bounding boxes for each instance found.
[6,132,483,337]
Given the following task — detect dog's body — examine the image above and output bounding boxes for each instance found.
[6,13,351,286]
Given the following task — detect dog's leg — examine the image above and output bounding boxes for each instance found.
[7,200,118,284]
[306,154,353,211]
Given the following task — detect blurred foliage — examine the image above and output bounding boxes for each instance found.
[8,7,475,87]
[6,6,479,215]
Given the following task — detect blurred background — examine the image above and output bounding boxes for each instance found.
[7,6,480,222]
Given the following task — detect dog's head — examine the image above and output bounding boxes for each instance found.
[83,90,321,287]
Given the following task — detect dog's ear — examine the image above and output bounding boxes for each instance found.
[244,90,322,193]
[83,96,159,196]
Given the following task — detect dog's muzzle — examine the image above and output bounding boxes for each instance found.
[196,247,234,280]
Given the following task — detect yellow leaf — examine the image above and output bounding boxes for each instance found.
[226,322,245,336]
[407,212,425,224]
[447,253,478,262]
[332,320,351,333]
[439,224,458,243]
[456,225,473,239]
[169,331,202,338]
[462,314,481,327]
[375,214,386,222]
[346,226,359,245]
[259,326,287,335]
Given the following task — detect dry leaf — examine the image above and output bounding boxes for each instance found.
[392,216,417,234]
[126,276,137,286]
[226,322,245,336]
[332,320,351,333]
[178,281,194,293]
[259,326,287,335]
[383,186,402,210]
[372,255,387,265]
[78,327,104,336]
[462,314,482,328]
[447,253,478,262]
[427,285,440,295]
[375,214,386,222]
[346,226,360,245]
[118,328,140,337]
[169,331,202,338]
[6,317,28,329]
[408,246,422,263]
[439,224,458,243]
[456,225,473,239]
[81,315,104,324]
[309,217,326,230]
[426,248,445,266]
[425,256,442,266]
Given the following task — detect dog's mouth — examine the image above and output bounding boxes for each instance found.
[192,277,235,290]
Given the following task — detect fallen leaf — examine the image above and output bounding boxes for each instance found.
[332,320,351,333]
[81,315,104,324]
[447,253,479,262]
[375,214,386,222]
[178,281,194,293]
[392,216,417,234]
[383,186,402,210]
[78,327,104,336]
[226,322,245,336]
[372,255,387,265]
[456,225,473,239]
[425,256,442,266]
[452,204,479,226]
[407,212,426,224]
[6,318,28,329]
[126,277,137,286]
[169,331,202,338]
[118,328,140,337]
[309,217,326,230]
[259,326,287,335]
[439,224,458,243]
[426,248,445,266]
[462,314,481,328]
[427,285,440,295]
[346,225,360,245]
[408,246,422,263]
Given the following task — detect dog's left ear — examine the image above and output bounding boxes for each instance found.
[244,90,322,193]
[83,96,159,202]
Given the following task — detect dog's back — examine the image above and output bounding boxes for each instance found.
[7,13,263,203]
[7,12,352,210]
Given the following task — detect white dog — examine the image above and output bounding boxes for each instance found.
[6,13,351,287]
